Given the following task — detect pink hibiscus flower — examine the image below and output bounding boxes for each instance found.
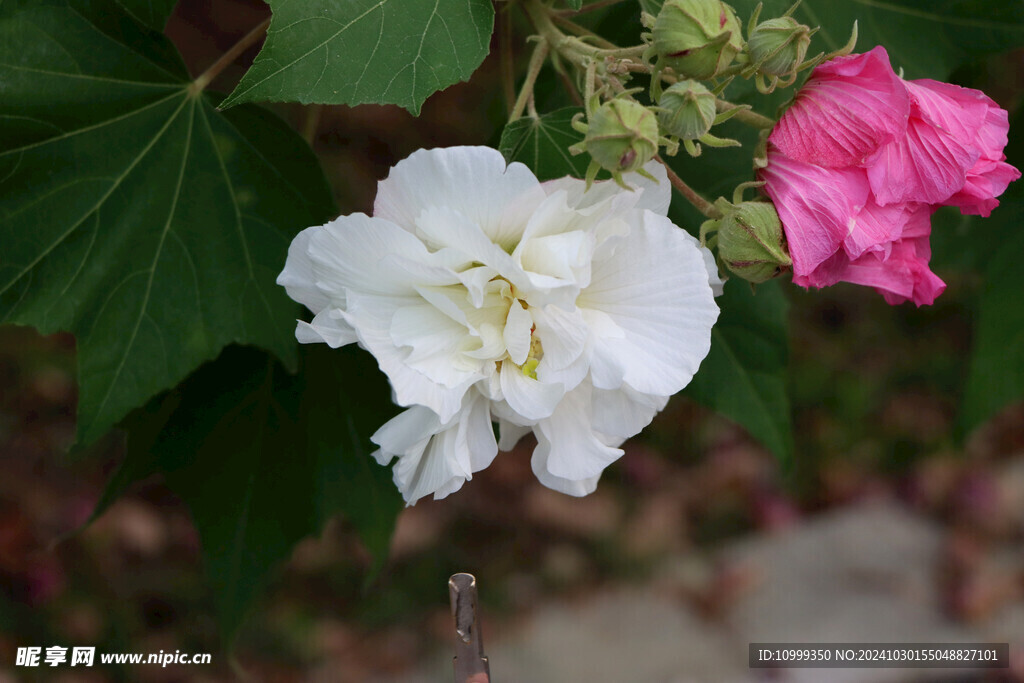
[761,46,1019,306]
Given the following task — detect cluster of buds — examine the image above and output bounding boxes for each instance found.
[641,0,833,93]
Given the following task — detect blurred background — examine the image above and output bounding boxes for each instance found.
[2,0,1024,681]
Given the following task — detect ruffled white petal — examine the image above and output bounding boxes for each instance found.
[531,437,602,497]
[543,160,671,216]
[374,146,548,250]
[295,308,357,347]
[372,392,497,505]
[503,300,533,366]
[579,211,719,396]
[500,359,565,422]
[591,384,669,440]
[536,381,623,481]
[345,291,476,423]
[277,227,332,311]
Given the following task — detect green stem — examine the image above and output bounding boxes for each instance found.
[509,40,550,122]
[191,17,271,94]
[715,98,776,129]
[656,156,721,218]
[552,14,618,49]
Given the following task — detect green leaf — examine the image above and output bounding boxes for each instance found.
[960,194,1024,435]
[728,0,1024,80]
[566,0,584,10]
[114,0,177,31]
[0,0,335,445]
[103,345,403,641]
[685,278,794,463]
[499,108,589,181]
[221,0,495,114]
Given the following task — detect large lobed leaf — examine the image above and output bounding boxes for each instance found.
[101,345,404,641]
[499,108,589,180]
[221,0,495,114]
[0,0,335,444]
[114,0,177,31]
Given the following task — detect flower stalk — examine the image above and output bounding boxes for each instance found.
[191,17,271,96]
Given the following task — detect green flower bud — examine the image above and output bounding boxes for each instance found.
[713,201,791,283]
[747,15,812,78]
[652,0,743,80]
[657,80,717,140]
[585,99,659,174]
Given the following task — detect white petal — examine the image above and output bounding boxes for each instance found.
[345,291,474,423]
[278,227,332,311]
[536,381,622,481]
[415,205,532,292]
[700,245,726,297]
[503,300,533,366]
[531,430,603,497]
[372,392,496,506]
[579,211,719,396]
[497,417,532,450]
[500,360,564,422]
[295,308,357,347]
[519,231,592,288]
[390,302,480,386]
[371,405,441,464]
[591,385,669,440]
[542,160,670,216]
[464,392,499,472]
[373,146,547,250]
[531,304,588,371]
[308,214,458,297]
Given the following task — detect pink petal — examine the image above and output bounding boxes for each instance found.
[769,47,910,168]
[832,234,945,306]
[867,113,978,205]
[945,158,1021,217]
[760,148,869,276]
[842,199,913,260]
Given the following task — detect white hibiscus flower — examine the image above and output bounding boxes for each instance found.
[278,146,721,505]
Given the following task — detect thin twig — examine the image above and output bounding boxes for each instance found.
[192,17,271,93]
[656,155,721,218]
[715,99,776,130]
[510,40,550,121]
[552,14,618,49]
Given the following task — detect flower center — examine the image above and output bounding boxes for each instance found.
[521,328,544,379]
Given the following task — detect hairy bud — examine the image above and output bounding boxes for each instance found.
[651,0,743,80]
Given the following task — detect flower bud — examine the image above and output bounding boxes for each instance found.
[585,99,659,174]
[651,0,743,80]
[747,16,812,78]
[713,201,791,283]
[657,80,717,140]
